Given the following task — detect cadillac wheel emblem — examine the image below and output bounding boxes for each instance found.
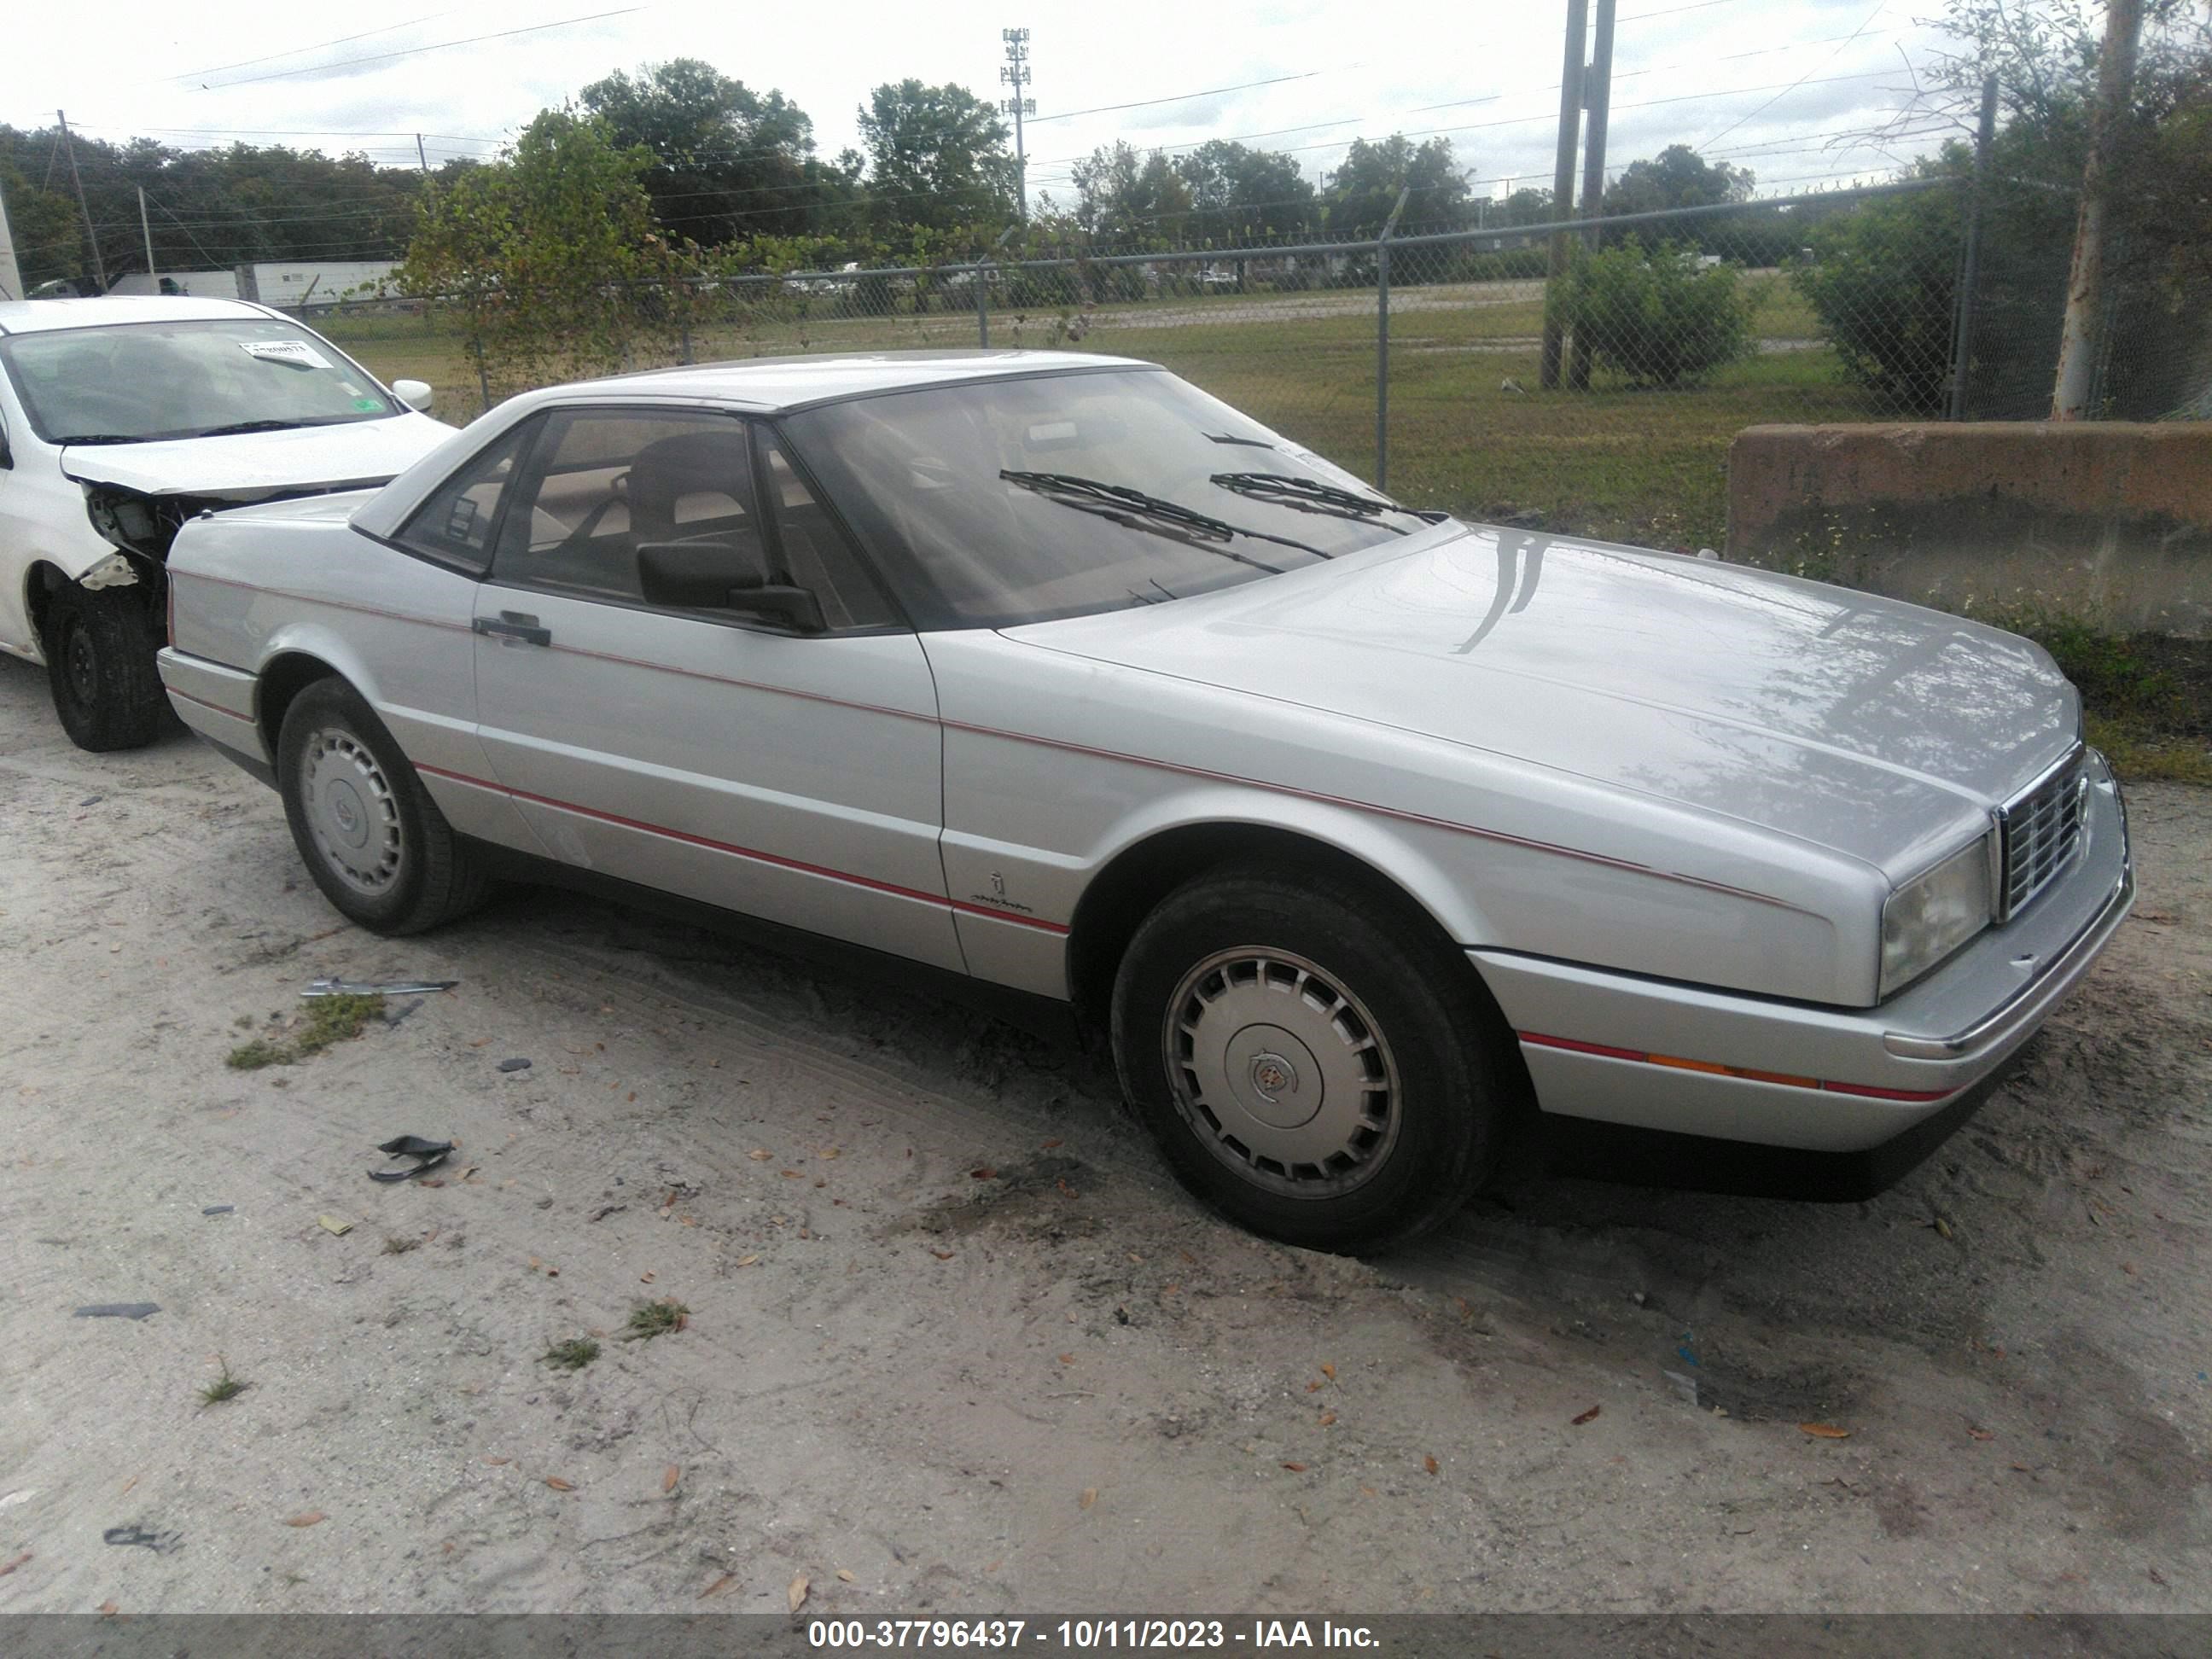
[1249,1051,1297,1103]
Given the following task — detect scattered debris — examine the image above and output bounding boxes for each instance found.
[1798,1423,1852,1440]
[663,1465,680,1494]
[1080,1488,1097,1510]
[102,1526,180,1552]
[201,1205,235,1216]
[316,1215,353,1237]
[788,1573,810,1614]
[368,1135,454,1183]
[74,1303,160,1321]
[303,977,457,998]
[498,1057,532,1074]
[699,1574,735,1599]
[382,1236,423,1255]
[1423,1454,1440,1476]
[587,1203,626,1223]
[542,1338,600,1371]
[282,1512,326,1528]
[545,1477,574,1492]
[0,1551,28,1576]
[1663,1370,1699,1406]
[1571,1405,1602,1426]
[836,1569,856,1584]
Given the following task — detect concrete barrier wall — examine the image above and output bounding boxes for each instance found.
[1726,423,2212,637]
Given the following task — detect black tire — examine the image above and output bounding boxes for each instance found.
[1110,863,1519,1254]
[276,677,488,934]
[44,579,166,752]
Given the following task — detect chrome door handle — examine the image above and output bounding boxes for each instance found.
[473,612,550,646]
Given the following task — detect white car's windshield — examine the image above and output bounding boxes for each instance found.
[783,369,1434,628]
[0,317,400,445]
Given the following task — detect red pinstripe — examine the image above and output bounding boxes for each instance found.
[179,570,1793,910]
[415,762,1068,936]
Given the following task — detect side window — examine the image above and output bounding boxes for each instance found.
[394,418,537,573]
[756,428,899,631]
[490,409,762,604]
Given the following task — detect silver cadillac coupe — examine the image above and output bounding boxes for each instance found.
[156,352,2132,1250]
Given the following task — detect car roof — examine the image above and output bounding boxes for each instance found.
[0,296,277,335]
[510,349,1161,415]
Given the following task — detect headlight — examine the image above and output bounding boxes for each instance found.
[1880,835,1994,998]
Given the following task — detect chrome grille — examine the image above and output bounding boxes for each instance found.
[2000,749,2087,919]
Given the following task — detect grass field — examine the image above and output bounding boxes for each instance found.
[317,273,1875,554]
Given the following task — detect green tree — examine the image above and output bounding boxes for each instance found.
[1175,142,1316,243]
[396,109,684,400]
[0,158,83,291]
[580,59,846,242]
[1601,145,1755,217]
[1069,141,1194,243]
[1323,136,1471,236]
[1556,241,1755,386]
[855,80,1017,235]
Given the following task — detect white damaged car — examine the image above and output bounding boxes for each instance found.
[0,297,449,749]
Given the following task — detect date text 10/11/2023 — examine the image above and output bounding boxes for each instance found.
[807,1620,1382,1650]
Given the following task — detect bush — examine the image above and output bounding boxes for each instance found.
[1792,187,1964,413]
[1554,240,1754,386]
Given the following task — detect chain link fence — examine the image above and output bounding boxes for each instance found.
[305,178,2212,551]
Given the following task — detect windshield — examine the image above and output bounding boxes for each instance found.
[0,317,400,445]
[782,369,1425,628]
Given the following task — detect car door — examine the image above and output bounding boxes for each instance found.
[468,403,963,971]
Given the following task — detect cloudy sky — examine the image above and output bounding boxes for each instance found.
[3,0,1965,212]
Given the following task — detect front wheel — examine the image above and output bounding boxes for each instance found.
[276,678,488,934]
[44,579,166,752]
[1111,864,1519,1254]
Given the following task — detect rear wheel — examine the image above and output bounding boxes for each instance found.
[1111,864,1517,1253]
[276,678,488,934]
[44,580,166,752]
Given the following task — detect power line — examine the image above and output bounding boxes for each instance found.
[1698,3,1892,151]
[166,13,455,83]
[1029,67,1349,125]
[195,6,649,90]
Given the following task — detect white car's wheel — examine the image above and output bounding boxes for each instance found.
[44,581,166,752]
[276,678,487,934]
[1111,863,1517,1253]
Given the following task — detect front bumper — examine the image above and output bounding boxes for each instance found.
[1472,752,2133,1159]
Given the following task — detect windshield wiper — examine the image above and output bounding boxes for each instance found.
[999,470,1331,566]
[194,418,311,438]
[55,433,151,446]
[1203,432,1275,450]
[1211,471,1445,525]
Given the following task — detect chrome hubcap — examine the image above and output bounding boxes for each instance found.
[300,726,403,897]
[1162,947,1401,1198]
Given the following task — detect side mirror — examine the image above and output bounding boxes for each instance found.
[637,542,825,633]
[392,378,434,412]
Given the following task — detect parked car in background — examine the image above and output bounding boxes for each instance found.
[155,351,2131,1251]
[0,297,447,750]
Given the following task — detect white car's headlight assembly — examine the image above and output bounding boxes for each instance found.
[1881,835,1995,998]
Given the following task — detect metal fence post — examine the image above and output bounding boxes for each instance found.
[1376,189,1410,493]
[1947,74,2000,421]
[976,260,990,347]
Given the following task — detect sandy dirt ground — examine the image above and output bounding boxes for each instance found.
[0,655,2207,1618]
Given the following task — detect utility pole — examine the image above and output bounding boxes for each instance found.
[2051,0,2141,419]
[1568,0,1617,391]
[416,134,430,173]
[1539,0,1588,389]
[0,174,24,300]
[137,186,156,293]
[999,27,1035,223]
[1947,74,2000,421]
[57,109,107,294]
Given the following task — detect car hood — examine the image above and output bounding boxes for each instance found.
[1002,524,2080,881]
[59,414,451,500]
